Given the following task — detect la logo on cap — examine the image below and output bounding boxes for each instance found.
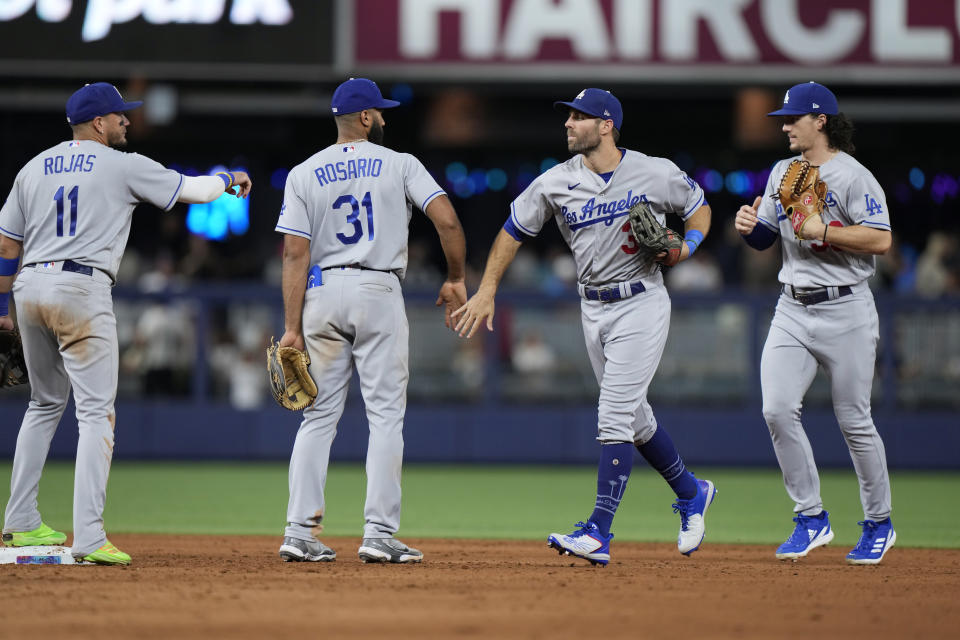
[576,90,585,100]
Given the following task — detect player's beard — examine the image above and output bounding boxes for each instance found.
[368,120,384,145]
[567,127,601,155]
[107,130,128,149]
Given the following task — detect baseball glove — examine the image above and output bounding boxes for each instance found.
[628,200,683,267]
[266,339,318,411]
[0,329,28,388]
[775,159,827,240]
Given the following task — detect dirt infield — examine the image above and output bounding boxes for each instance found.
[2,534,958,639]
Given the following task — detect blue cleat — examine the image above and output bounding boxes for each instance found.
[776,510,834,560]
[674,477,717,556]
[547,521,612,566]
[846,518,896,565]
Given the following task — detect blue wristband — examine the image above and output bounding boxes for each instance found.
[0,291,9,316]
[216,172,234,190]
[0,255,19,276]
[684,229,704,258]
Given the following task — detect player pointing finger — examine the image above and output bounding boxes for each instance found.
[734,195,762,235]
[736,81,895,566]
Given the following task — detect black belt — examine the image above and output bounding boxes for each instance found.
[26,259,93,276]
[583,281,646,302]
[783,284,853,306]
[323,264,394,275]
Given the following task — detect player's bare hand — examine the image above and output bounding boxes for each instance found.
[800,214,827,241]
[278,329,305,352]
[0,315,13,331]
[230,171,252,198]
[436,279,468,330]
[452,289,495,338]
[735,196,762,235]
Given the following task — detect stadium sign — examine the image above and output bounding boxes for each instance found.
[345,0,960,83]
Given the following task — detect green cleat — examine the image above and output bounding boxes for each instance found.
[1,523,68,547]
[81,540,131,565]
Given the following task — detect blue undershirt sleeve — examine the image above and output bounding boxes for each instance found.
[502,216,525,242]
[742,223,778,250]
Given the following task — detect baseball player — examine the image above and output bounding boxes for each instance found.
[275,78,466,564]
[0,82,251,564]
[453,89,716,566]
[735,82,895,564]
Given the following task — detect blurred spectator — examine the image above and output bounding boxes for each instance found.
[872,233,917,293]
[512,329,557,396]
[503,246,543,289]
[666,251,723,292]
[712,223,748,287]
[129,302,195,396]
[138,250,187,293]
[451,336,485,393]
[512,330,557,374]
[404,239,444,290]
[541,247,577,296]
[115,247,143,287]
[228,348,270,410]
[915,232,960,298]
[739,235,781,291]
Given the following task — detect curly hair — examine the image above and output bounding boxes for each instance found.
[824,113,856,155]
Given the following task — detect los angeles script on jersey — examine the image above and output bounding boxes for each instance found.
[563,190,643,230]
[43,154,95,175]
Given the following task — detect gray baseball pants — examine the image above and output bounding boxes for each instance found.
[761,283,892,521]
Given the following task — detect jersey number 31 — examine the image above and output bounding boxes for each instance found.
[334,192,374,244]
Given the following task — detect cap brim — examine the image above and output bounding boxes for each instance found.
[554,100,587,114]
[118,100,144,112]
[767,107,808,116]
[374,99,401,109]
[554,101,607,120]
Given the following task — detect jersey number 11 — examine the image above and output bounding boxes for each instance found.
[54,185,79,237]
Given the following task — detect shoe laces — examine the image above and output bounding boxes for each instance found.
[569,521,596,537]
[672,500,690,531]
[852,520,880,552]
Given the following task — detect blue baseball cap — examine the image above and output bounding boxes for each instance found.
[554,88,623,130]
[65,82,143,125]
[331,78,401,116]
[768,82,838,116]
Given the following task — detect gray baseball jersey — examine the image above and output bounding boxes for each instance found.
[276,140,444,279]
[755,151,891,288]
[507,148,705,443]
[756,151,893,523]
[276,140,443,543]
[1,139,182,558]
[0,140,184,282]
[508,150,704,287]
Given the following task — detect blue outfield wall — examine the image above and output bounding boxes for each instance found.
[0,287,957,468]
[0,401,957,469]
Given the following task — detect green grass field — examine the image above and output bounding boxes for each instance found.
[2,462,958,547]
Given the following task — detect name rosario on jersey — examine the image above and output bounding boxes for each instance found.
[563,190,643,229]
[43,154,96,175]
[313,157,383,187]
